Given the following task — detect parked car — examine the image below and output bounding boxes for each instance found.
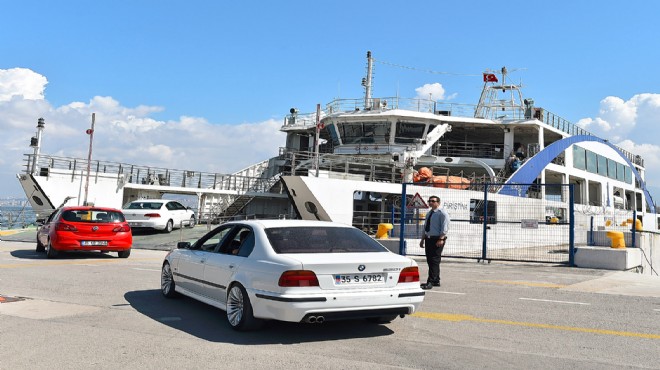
[36,206,132,259]
[123,199,196,233]
[160,219,425,331]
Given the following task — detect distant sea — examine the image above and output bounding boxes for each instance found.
[0,205,37,230]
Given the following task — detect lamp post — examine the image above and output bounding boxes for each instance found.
[83,113,95,206]
[29,118,46,174]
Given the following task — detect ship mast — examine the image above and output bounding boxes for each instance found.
[362,51,373,109]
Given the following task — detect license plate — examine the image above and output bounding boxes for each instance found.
[334,273,385,285]
[129,222,141,226]
[81,240,108,246]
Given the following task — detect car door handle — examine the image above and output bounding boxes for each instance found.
[200,258,206,264]
[229,264,236,269]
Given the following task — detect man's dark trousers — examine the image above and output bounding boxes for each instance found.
[424,236,445,284]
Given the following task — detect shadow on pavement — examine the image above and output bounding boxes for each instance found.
[10,249,119,260]
[125,289,395,344]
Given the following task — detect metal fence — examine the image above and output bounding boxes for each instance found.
[397,183,575,265]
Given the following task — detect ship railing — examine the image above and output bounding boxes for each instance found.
[534,108,644,167]
[323,97,478,117]
[281,97,479,131]
[0,205,39,229]
[433,140,506,159]
[22,154,278,194]
[278,149,509,188]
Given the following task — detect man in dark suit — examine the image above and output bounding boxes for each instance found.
[419,195,450,290]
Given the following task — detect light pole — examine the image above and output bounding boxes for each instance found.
[83,113,96,206]
[29,118,46,174]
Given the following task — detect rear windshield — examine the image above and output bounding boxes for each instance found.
[126,202,163,210]
[265,227,388,254]
[61,210,126,223]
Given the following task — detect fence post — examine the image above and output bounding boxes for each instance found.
[632,210,637,248]
[399,183,408,255]
[588,216,594,246]
[481,184,489,261]
[569,184,575,266]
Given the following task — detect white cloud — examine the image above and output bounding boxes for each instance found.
[0,68,286,196]
[578,93,660,203]
[578,94,660,142]
[415,83,446,100]
[0,68,47,101]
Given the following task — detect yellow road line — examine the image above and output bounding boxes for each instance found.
[0,230,25,236]
[412,312,660,339]
[0,257,161,269]
[479,279,566,288]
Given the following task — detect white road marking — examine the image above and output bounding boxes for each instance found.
[427,290,466,295]
[653,308,660,312]
[519,297,590,305]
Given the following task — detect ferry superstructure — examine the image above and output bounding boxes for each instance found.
[17,51,656,237]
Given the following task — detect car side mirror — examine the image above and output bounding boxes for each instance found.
[177,241,192,249]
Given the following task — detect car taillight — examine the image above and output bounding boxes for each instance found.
[278,270,319,287]
[144,213,160,218]
[397,266,420,283]
[113,224,131,232]
[56,222,78,232]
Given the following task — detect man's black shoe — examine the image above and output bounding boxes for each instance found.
[433,282,441,287]
[420,283,433,290]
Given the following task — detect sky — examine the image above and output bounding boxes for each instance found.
[2,1,660,205]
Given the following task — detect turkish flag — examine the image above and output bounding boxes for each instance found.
[483,73,498,82]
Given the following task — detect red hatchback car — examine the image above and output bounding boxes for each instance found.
[36,206,133,258]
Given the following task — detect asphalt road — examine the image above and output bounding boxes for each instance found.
[1,236,659,369]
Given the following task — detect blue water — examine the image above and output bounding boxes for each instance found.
[0,205,38,230]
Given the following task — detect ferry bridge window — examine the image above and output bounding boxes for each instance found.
[339,122,389,144]
[394,121,425,144]
[573,146,586,170]
[607,159,617,179]
[624,167,632,183]
[324,124,340,146]
[586,151,597,173]
[616,162,625,182]
[597,155,608,176]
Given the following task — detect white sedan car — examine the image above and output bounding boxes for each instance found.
[160,219,425,331]
[123,199,195,233]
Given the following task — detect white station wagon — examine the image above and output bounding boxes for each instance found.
[160,219,425,331]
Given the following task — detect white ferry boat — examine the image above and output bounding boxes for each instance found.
[16,52,657,258]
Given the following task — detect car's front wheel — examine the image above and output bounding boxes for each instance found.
[164,220,174,233]
[187,215,196,228]
[46,240,58,259]
[161,262,178,298]
[226,283,262,331]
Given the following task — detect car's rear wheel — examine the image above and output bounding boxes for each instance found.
[164,220,174,233]
[36,237,45,252]
[226,283,262,331]
[187,215,196,228]
[161,262,178,298]
[46,240,58,259]
[117,249,131,258]
[366,315,398,324]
